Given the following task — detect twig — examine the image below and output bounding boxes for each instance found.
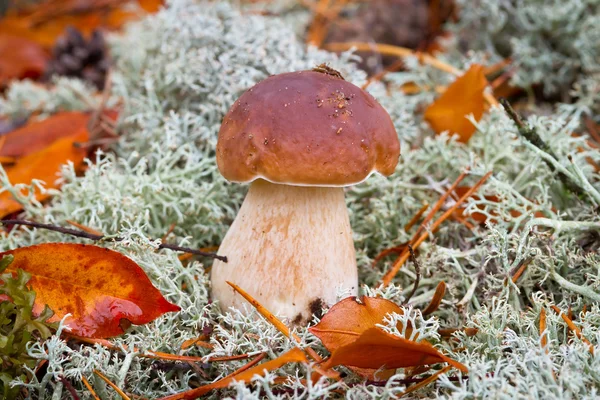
[59,376,81,400]
[403,245,421,303]
[0,219,227,262]
[500,99,586,197]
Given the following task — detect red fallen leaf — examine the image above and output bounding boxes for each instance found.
[320,327,467,372]
[0,112,89,158]
[310,296,466,374]
[159,347,307,400]
[0,243,180,338]
[424,64,488,143]
[0,128,88,218]
[0,34,49,85]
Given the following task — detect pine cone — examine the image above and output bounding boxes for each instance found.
[45,26,110,90]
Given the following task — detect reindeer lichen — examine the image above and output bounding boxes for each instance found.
[0,0,599,398]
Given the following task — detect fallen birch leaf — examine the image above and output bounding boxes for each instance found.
[0,129,88,218]
[0,34,48,85]
[160,347,307,400]
[320,327,468,373]
[0,243,180,338]
[424,64,487,143]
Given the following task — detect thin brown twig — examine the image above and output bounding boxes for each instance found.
[59,376,81,400]
[65,219,105,236]
[0,219,227,262]
[403,245,421,303]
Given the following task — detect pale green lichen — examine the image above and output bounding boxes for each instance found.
[1,0,599,398]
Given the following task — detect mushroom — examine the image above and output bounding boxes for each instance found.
[212,67,400,325]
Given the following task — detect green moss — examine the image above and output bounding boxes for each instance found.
[0,255,54,399]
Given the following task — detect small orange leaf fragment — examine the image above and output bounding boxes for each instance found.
[159,347,308,400]
[0,243,180,338]
[424,64,488,143]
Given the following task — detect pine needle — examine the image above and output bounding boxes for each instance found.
[550,305,594,354]
[93,370,131,400]
[422,281,446,315]
[398,365,452,397]
[380,171,492,286]
[82,376,101,400]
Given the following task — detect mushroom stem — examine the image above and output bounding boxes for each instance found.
[211,179,358,325]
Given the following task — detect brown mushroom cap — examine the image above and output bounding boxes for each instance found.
[216,70,400,186]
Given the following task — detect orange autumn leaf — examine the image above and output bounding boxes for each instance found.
[310,296,467,373]
[0,243,180,338]
[160,347,307,400]
[320,327,468,373]
[0,112,90,158]
[0,128,88,218]
[0,34,49,85]
[309,296,407,348]
[424,64,488,143]
[0,1,162,49]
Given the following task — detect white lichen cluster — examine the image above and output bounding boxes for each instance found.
[1,0,599,398]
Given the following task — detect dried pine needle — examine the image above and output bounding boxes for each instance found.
[93,370,131,400]
[422,281,446,315]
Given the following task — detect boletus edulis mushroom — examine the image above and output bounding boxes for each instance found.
[212,67,400,325]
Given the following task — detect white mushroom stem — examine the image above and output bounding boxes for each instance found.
[211,179,358,325]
